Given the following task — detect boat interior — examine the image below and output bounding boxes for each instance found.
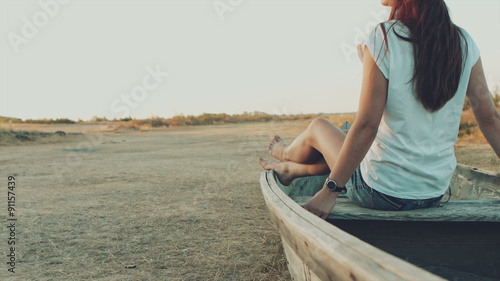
[272,165,500,281]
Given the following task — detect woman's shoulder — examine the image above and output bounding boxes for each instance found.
[455,25,475,41]
[369,20,409,38]
[454,25,481,62]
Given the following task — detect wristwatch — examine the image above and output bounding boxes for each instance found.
[325,177,347,193]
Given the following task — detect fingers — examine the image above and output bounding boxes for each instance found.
[302,204,327,220]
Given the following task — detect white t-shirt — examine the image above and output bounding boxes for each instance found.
[360,20,480,199]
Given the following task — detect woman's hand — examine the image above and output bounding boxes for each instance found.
[302,185,339,220]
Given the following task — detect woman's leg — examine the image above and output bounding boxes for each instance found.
[269,118,346,167]
[258,157,329,186]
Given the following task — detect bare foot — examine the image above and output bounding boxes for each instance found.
[258,157,295,186]
[268,135,289,161]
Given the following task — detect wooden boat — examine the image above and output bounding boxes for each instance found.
[260,164,500,281]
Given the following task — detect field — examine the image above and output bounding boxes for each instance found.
[0,116,498,280]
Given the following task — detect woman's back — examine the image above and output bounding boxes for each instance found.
[264,0,500,217]
[360,21,481,199]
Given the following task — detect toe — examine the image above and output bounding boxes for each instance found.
[258,157,268,169]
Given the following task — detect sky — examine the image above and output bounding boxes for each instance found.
[1,0,499,120]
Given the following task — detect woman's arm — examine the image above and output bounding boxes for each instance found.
[329,45,388,186]
[302,46,388,219]
[466,58,500,158]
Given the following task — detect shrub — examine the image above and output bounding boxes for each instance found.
[91,116,108,122]
[23,118,75,124]
[149,117,168,128]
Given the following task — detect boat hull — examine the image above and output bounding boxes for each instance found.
[260,171,445,281]
[260,164,500,281]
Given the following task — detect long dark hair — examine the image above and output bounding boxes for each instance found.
[384,0,466,112]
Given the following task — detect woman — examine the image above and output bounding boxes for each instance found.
[259,0,500,219]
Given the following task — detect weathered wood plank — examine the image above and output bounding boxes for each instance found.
[281,240,322,281]
[261,170,444,281]
[291,196,500,222]
[450,164,500,200]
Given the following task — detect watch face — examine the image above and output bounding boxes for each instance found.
[326,179,345,193]
[326,179,337,191]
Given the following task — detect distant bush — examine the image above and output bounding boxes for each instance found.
[91,116,108,122]
[162,112,318,127]
[108,112,324,131]
[54,118,76,124]
[0,117,22,123]
[119,116,133,122]
[149,117,168,128]
[10,110,490,146]
[23,118,76,124]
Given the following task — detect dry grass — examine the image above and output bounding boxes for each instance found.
[453,109,499,170]
[455,144,499,171]
[457,109,486,144]
[0,128,84,146]
[1,122,293,280]
[1,112,498,280]
[109,120,155,131]
[457,107,500,145]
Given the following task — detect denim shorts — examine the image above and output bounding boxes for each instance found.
[345,167,444,211]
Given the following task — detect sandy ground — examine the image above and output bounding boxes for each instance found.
[1,120,498,280]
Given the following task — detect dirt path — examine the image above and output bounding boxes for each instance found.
[1,120,498,280]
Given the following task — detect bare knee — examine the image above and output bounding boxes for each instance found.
[304,118,333,144]
[308,117,333,131]
[306,117,344,145]
[304,117,346,162]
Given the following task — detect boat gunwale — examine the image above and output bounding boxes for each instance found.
[260,170,445,281]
